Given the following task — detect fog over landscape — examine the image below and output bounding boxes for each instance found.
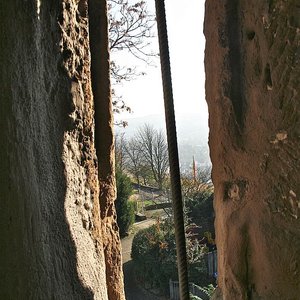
[115,112,211,171]
[112,0,209,173]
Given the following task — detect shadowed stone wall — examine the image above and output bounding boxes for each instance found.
[0,1,122,299]
[205,1,300,299]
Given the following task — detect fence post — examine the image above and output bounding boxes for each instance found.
[191,283,195,296]
[213,250,217,276]
[169,279,173,299]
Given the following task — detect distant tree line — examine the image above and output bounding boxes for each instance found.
[115,124,169,189]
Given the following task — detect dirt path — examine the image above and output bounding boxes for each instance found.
[121,219,167,300]
[122,219,156,264]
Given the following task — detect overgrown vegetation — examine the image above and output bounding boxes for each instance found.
[131,219,210,294]
[129,169,216,295]
[185,188,215,239]
[131,221,177,293]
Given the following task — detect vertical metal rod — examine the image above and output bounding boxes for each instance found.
[154,1,190,299]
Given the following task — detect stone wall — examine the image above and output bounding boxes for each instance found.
[0,1,122,299]
[205,0,300,299]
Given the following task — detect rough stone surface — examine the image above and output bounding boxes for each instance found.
[89,1,125,299]
[205,0,300,299]
[0,1,118,299]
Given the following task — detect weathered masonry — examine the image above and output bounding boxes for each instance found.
[205,1,300,299]
[1,1,123,299]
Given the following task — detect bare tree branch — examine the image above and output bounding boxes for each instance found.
[108,0,158,119]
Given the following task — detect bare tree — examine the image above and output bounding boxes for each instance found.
[123,137,144,184]
[152,130,169,188]
[138,124,169,189]
[115,131,156,186]
[115,132,127,171]
[108,0,157,64]
[138,163,153,186]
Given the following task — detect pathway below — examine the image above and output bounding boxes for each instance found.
[121,219,167,300]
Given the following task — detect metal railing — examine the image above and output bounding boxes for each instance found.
[169,280,210,300]
[169,251,217,300]
[207,250,217,278]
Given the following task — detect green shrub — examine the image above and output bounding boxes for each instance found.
[131,223,177,292]
[185,190,215,238]
[116,170,135,237]
[190,283,216,299]
[131,220,208,294]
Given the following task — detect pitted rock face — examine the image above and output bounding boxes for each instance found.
[0,1,120,299]
[205,0,300,299]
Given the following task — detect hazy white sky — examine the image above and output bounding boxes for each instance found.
[113,0,207,121]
